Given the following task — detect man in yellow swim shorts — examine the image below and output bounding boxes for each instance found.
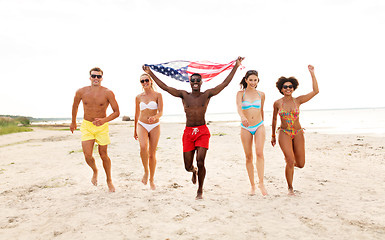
[70,67,120,192]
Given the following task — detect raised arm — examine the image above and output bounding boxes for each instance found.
[70,89,82,133]
[142,65,184,98]
[207,56,244,98]
[296,65,319,105]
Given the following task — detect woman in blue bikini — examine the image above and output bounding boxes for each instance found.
[134,73,163,190]
[236,70,267,196]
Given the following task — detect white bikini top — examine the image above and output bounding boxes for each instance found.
[140,101,158,111]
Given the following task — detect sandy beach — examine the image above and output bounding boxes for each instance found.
[1,121,385,239]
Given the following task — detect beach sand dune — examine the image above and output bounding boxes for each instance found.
[1,122,385,239]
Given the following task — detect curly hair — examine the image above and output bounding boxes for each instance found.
[89,67,103,75]
[276,76,299,94]
[240,70,259,89]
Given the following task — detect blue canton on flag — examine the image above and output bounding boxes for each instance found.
[146,61,190,82]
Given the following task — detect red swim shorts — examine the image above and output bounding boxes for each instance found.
[182,125,211,152]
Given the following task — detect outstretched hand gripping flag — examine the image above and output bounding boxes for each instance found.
[145,59,239,82]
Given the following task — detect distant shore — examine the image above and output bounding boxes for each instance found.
[20,107,385,136]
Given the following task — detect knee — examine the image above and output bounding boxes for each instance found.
[245,154,253,164]
[140,145,148,154]
[296,161,305,168]
[184,164,193,172]
[285,157,295,167]
[84,154,93,161]
[99,153,109,161]
[140,144,148,151]
[148,154,156,162]
[83,151,93,161]
[256,151,264,161]
[98,151,108,159]
[197,159,205,169]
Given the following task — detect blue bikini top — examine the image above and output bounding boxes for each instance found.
[241,91,261,110]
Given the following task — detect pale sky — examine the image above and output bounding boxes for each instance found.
[1,0,384,118]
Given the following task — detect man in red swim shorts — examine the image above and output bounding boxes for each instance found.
[143,57,244,199]
[183,124,211,152]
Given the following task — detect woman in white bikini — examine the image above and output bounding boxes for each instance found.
[134,73,163,190]
[236,70,267,196]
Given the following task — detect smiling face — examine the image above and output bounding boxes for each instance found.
[282,81,294,96]
[89,71,103,86]
[190,74,202,92]
[140,74,152,89]
[245,74,259,89]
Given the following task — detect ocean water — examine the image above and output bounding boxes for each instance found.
[32,108,385,135]
[162,108,385,135]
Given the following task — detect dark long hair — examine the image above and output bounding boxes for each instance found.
[240,70,259,89]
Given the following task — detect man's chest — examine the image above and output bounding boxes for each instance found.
[182,95,209,108]
[82,93,108,107]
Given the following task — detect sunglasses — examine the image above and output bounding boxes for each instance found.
[283,85,293,89]
[190,79,201,83]
[140,79,150,83]
[91,74,102,79]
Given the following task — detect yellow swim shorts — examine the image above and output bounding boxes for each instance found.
[80,120,110,145]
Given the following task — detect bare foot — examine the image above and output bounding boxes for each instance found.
[196,191,203,200]
[258,183,268,196]
[107,181,115,193]
[191,167,197,184]
[141,172,148,185]
[288,187,295,196]
[91,170,98,186]
[249,185,256,195]
[149,180,156,190]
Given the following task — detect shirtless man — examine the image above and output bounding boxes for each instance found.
[143,57,244,199]
[70,67,120,192]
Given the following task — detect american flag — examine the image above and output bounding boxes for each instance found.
[145,59,238,82]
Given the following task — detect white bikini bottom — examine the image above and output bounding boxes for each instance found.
[138,120,160,133]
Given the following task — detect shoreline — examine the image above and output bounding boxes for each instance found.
[28,119,385,137]
[26,107,385,136]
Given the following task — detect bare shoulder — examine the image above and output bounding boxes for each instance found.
[102,86,111,92]
[135,93,142,102]
[152,91,162,99]
[75,86,90,97]
[156,91,163,101]
[77,86,90,93]
[179,89,190,98]
[236,90,244,98]
[103,87,115,96]
[257,90,265,97]
[273,98,282,107]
